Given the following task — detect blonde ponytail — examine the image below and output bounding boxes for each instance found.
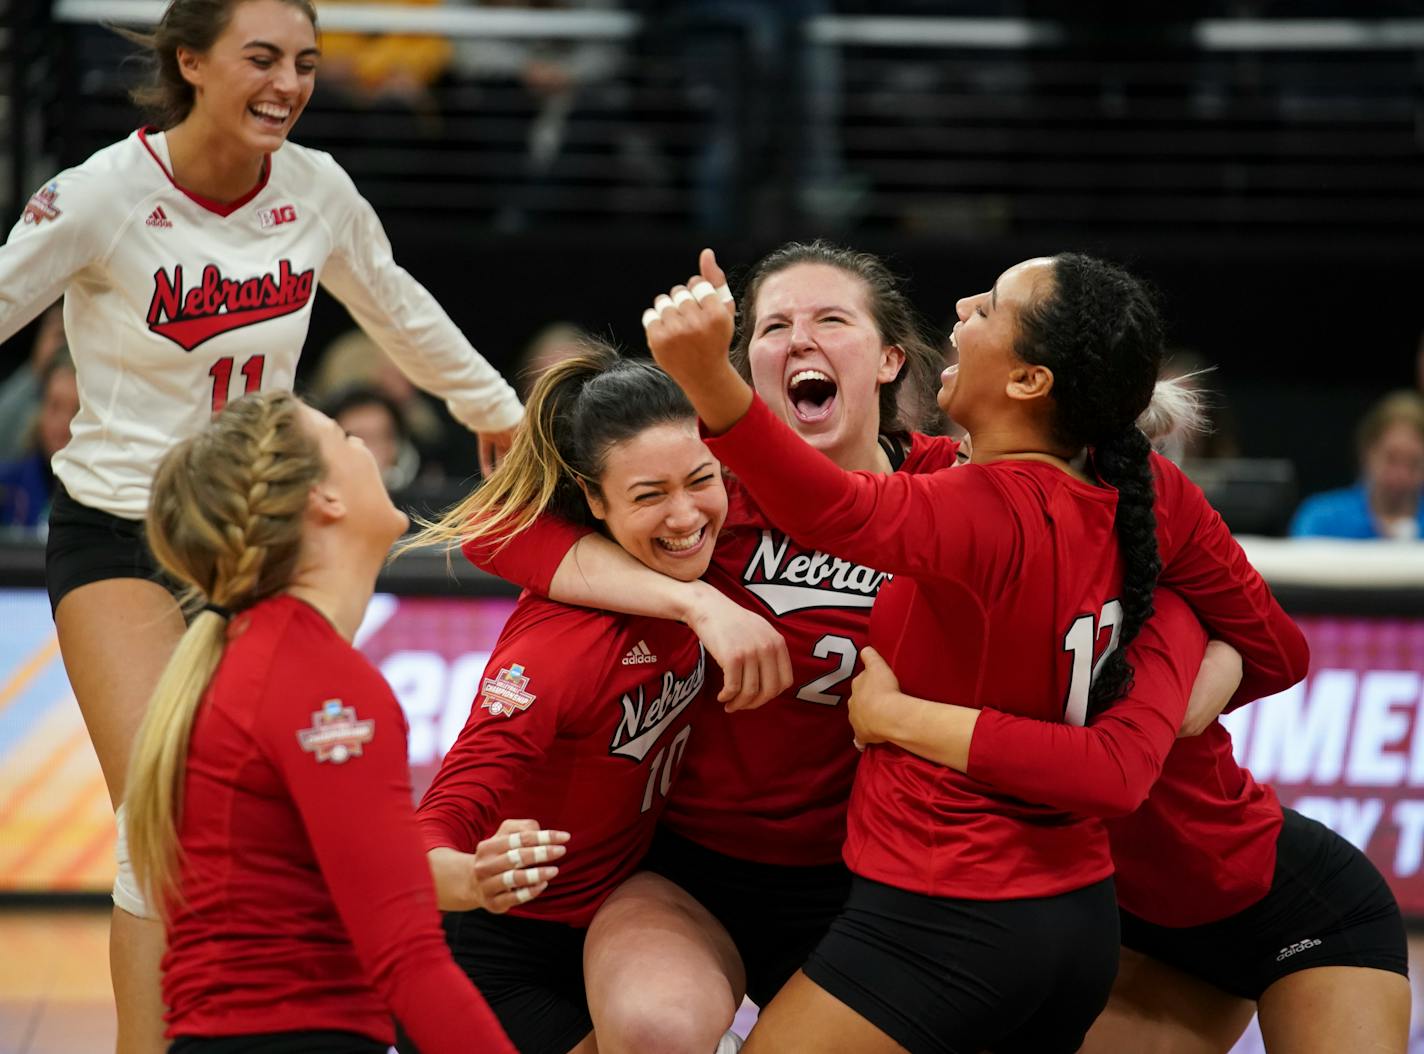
[402,339,695,559]
[1137,375,1208,446]
[126,391,323,914]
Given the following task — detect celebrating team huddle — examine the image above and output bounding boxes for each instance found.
[0,1,1411,1053]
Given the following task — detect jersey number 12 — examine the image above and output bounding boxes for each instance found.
[1061,599,1123,727]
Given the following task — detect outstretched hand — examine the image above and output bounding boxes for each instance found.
[642,249,753,434]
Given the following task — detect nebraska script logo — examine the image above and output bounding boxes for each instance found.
[146,260,315,351]
[741,530,891,615]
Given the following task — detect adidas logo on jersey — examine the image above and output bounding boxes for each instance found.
[1275,938,1322,962]
[622,640,658,666]
[146,206,173,229]
[609,647,705,762]
[741,530,891,615]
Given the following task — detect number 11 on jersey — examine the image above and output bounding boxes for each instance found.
[209,354,265,413]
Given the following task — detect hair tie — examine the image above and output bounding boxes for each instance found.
[203,602,233,620]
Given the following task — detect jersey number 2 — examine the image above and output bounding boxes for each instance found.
[1061,599,1124,727]
[209,354,265,413]
[796,634,858,706]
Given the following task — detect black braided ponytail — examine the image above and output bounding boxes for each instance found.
[1015,253,1164,711]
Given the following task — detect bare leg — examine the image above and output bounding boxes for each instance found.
[1256,966,1410,1054]
[743,970,907,1054]
[55,579,185,1054]
[1079,947,1254,1054]
[584,872,744,1054]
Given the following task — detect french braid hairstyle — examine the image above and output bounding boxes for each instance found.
[117,0,319,128]
[407,338,695,556]
[1015,253,1165,712]
[729,241,944,438]
[126,390,324,914]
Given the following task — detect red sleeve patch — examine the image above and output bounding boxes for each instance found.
[480,663,537,717]
[296,699,375,763]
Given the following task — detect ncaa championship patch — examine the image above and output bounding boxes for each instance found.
[297,699,375,764]
[22,183,61,225]
[481,664,536,717]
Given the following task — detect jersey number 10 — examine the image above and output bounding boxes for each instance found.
[209,354,265,413]
[1061,599,1124,727]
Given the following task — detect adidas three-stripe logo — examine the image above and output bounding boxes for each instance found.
[621,640,658,666]
[146,206,173,229]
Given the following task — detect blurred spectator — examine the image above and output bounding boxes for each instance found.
[452,0,626,230]
[310,328,460,478]
[0,348,78,530]
[1290,390,1424,541]
[324,384,422,492]
[0,302,66,461]
[1155,349,1240,464]
[319,0,453,110]
[514,322,594,398]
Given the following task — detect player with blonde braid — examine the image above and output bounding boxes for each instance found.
[125,390,517,1054]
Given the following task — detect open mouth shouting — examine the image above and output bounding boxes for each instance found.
[788,368,839,424]
[655,524,709,557]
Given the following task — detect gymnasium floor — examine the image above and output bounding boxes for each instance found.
[1,907,1420,1054]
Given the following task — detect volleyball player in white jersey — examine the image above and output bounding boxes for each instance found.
[0,3,521,1050]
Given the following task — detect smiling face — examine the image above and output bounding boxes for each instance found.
[746,263,905,466]
[179,0,319,157]
[299,403,408,547]
[941,258,1057,430]
[583,421,727,582]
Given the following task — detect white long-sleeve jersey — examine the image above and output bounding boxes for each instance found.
[0,129,522,519]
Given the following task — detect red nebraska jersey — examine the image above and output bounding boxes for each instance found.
[965,588,1207,819]
[706,397,1170,899]
[1105,454,1303,927]
[668,434,960,866]
[967,456,1304,924]
[461,434,961,867]
[163,595,513,1054]
[0,128,520,519]
[417,594,708,927]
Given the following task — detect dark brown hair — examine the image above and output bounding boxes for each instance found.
[118,0,319,128]
[729,241,943,439]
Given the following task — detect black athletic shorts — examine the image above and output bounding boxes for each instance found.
[170,1032,385,1053]
[803,874,1119,1054]
[1120,807,1408,1000]
[643,827,852,1008]
[45,483,166,613]
[396,909,591,1054]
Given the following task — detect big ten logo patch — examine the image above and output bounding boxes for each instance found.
[380,650,493,766]
[258,204,298,229]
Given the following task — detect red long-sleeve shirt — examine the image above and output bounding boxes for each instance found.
[416,594,708,927]
[461,433,961,866]
[965,455,1306,922]
[704,397,1308,901]
[163,595,514,1054]
[966,587,1205,818]
[1107,453,1303,926]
